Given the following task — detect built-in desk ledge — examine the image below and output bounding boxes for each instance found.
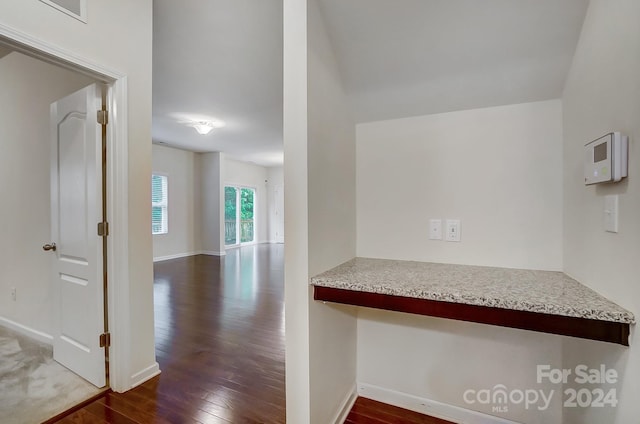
[311,258,635,346]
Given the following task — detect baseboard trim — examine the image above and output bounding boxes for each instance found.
[153,251,200,262]
[201,250,226,256]
[129,362,161,390]
[357,383,518,424]
[153,251,228,261]
[332,383,358,424]
[0,316,53,345]
[152,243,283,262]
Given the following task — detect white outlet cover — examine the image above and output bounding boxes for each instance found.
[429,219,442,240]
[446,219,461,242]
[604,195,619,233]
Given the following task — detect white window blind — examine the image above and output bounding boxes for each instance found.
[151,174,168,235]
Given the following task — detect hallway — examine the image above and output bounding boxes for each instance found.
[56,244,285,423]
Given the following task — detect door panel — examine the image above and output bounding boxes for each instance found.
[50,83,105,388]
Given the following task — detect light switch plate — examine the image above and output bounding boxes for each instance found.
[604,195,619,233]
[429,219,442,240]
[445,219,461,242]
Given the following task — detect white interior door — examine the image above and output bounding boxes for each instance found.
[49,83,106,388]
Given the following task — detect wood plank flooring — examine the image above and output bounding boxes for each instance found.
[57,245,286,423]
[52,244,452,423]
[345,397,455,424]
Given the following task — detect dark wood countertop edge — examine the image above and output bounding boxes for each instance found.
[313,285,630,346]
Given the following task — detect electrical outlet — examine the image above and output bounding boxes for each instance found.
[604,195,619,233]
[11,287,16,301]
[445,219,461,242]
[429,219,442,240]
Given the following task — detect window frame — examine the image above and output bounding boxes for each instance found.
[151,174,168,235]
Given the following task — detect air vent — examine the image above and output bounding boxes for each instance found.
[40,0,87,23]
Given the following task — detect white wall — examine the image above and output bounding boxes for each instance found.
[283,0,311,420]
[355,100,565,423]
[0,0,156,390]
[357,100,564,270]
[358,310,563,423]
[307,0,358,422]
[0,51,93,339]
[152,144,199,260]
[283,0,358,421]
[561,0,640,422]
[200,152,225,255]
[267,166,284,243]
[224,158,269,244]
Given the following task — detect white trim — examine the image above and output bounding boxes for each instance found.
[154,250,233,262]
[357,383,519,424]
[151,173,168,235]
[0,23,121,81]
[0,22,135,393]
[201,250,226,256]
[0,316,53,345]
[39,0,88,23]
[129,362,160,389]
[106,77,131,393]
[331,383,358,424]
[153,251,201,262]
[224,184,258,247]
[225,241,260,249]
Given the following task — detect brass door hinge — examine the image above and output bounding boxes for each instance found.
[97,109,109,125]
[99,332,111,348]
[97,222,109,236]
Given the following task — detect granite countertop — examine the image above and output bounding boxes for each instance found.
[310,258,635,324]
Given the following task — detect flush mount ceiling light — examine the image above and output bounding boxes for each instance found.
[192,120,225,135]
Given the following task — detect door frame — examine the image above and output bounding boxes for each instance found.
[0,24,132,392]
[224,184,257,248]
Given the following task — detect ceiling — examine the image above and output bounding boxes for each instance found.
[152,0,589,165]
[152,0,284,166]
[318,0,589,123]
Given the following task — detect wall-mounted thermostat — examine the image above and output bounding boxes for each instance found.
[584,132,628,185]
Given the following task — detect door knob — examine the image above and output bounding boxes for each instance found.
[43,243,57,252]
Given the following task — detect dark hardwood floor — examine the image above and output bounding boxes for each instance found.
[345,397,455,424]
[56,244,286,423]
[53,244,453,423]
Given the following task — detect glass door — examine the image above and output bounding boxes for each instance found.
[225,186,255,246]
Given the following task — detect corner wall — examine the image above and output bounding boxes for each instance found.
[307,0,358,422]
[200,152,225,256]
[561,0,640,422]
[267,167,284,243]
[283,0,311,420]
[283,0,358,421]
[152,144,200,260]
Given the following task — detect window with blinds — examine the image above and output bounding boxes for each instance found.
[151,174,168,235]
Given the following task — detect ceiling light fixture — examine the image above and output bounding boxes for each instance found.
[193,121,224,135]
[193,121,216,135]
